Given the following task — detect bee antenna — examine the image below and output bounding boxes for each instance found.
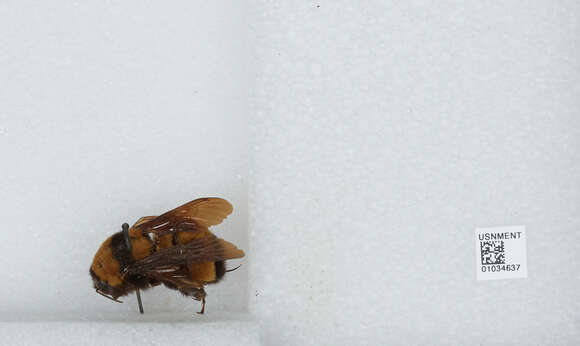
[96,289,123,303]
[122,222,144,314]
[225,264,242,272]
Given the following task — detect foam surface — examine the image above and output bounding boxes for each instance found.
[248,1,580,345]
[0,312,259,346]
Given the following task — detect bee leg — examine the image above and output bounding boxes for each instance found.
[193,288,207,315]
[199,294,206,315]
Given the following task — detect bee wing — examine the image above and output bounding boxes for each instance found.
[141,266,206,290]
[126,234,244,276]
[134,198,233,236]
[132,216,157,228]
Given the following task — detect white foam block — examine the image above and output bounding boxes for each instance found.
[0,0,250,341]
[249,1,580,345]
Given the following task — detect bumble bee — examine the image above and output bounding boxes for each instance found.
[90,197,244,314]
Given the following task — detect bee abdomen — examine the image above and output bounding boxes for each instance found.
[215,261,226,281]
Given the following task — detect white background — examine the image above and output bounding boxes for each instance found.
[1,1,579,345]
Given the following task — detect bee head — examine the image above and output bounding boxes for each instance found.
[90,234,125,302]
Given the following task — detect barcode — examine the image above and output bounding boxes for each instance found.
[480,241,505,265]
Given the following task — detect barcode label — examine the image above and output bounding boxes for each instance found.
[475,225,527,280]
